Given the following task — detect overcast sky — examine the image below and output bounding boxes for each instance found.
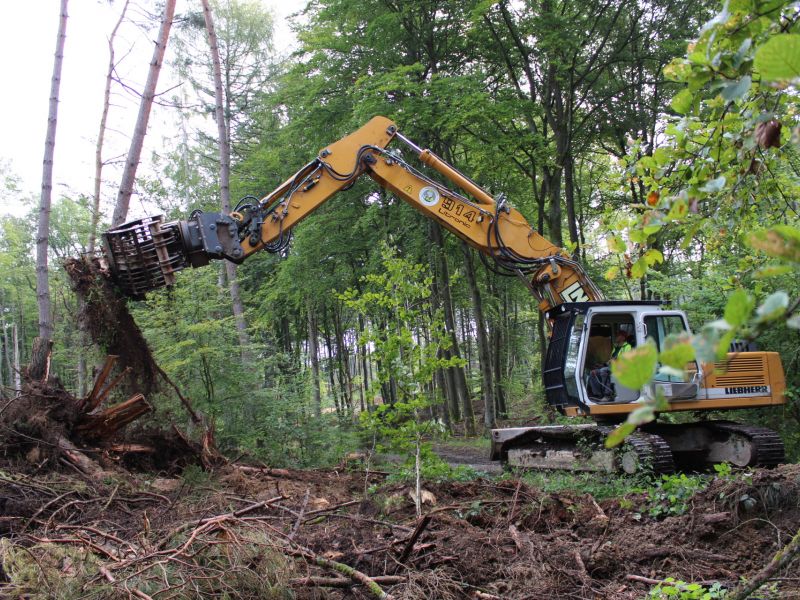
[0,0,295,220]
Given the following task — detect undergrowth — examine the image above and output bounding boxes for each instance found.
[648,578,727,599]
[516,469,649,501]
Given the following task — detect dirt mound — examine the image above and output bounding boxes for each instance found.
[63,255,159,396]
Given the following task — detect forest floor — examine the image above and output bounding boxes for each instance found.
[1,447,799,600]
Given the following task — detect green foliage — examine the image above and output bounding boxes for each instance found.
[645,473,708,518]
[344,246,462,501]
[659,334,696,371]
[754,33,800,81]
[648,577,727,599]
[518,470,648,501]
[611,342,658,389]
[387,447,480,484]
[606,1,800,447]
[180,464,212,488]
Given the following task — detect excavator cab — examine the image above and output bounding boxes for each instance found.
[543,301,681,413]
[493,300,785,472]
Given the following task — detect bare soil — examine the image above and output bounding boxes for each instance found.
[0,457,798,599]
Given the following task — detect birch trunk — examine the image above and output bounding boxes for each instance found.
[201,0,251,357]
[35,0,69,348]
[111,0,176,226]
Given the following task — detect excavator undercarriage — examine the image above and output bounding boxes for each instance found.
[491,421,785,474]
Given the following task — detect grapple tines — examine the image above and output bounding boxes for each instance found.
[103,216,189,299]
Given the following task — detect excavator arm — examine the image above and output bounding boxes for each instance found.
[104,116,601,313]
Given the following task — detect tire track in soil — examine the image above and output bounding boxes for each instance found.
[433,442,503,475]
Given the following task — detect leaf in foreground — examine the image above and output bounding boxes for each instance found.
[611,342,657,390]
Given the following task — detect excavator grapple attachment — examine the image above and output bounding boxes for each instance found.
[103,212,241,298]
[103,216,191,299]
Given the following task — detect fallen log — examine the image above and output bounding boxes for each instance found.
[106,443,156,453]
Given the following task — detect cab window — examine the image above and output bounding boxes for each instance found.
[644,314,687,351]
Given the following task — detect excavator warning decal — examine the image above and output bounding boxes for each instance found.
[419,186,440,207]
[561,281,589,303]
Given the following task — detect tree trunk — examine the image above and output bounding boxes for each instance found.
[307,303,321,417]
[35,0,68,355]
[488,278,507,418]
[357,313,369,409]
[434,364,451,429]
[332,306,352,410]
[13,324,21,395]
[462,243,495,430]
[88,0,129,252]
[111,0,176,226]
[428,240,459,423]
[357,313,368,411]
[0,297,10,390]
[430,222,474,435]
[200,0,251,356]
[545,166,563,247]
[563,151,580,255]
[321,305,340,414]
[442,348,460,422]
[28,338,53,383]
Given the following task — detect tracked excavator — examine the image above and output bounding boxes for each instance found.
[101,116,787,474]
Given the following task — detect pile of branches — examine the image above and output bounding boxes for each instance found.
[0,469,421,599]
[1,465,800,599]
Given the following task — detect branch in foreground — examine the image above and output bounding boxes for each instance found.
[728,527,800,600]
[286,544,395,600]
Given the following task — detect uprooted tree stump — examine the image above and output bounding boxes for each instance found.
[63,255,160,396]
[1,353,154,476]
[0,255,224,477]
[1,355,221,477]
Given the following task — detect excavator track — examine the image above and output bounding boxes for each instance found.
[616,430,676,475]
[703,421,785,467]
[492,425,675,475]
[640,420,785,470]
[492,421,784,474]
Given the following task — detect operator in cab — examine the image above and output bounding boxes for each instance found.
[587,329,632,401]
